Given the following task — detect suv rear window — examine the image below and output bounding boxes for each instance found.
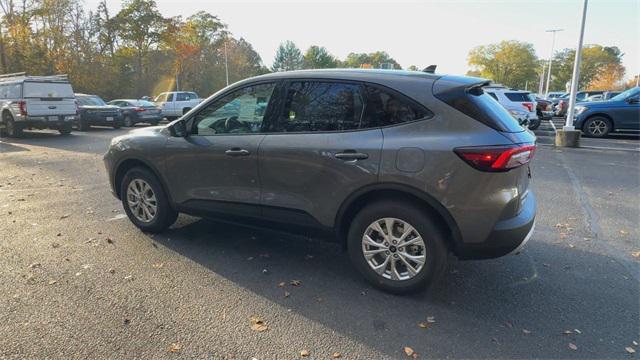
[24,82,74,98]
[362,85,430,128]
[505,93,531,102]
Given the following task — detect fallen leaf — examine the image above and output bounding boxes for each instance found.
[48,280,57,285]
[522,329,531,334]
[403,347,415,357]
[28,263,41,269]
[300,349,310,357]
[426,316,436,323]
[504,321,513,328]
[418,322,430,329]
[106,237,114,244]
[568,343,578,351]
[563,330,573,335]
[60,214,70,219]
[124,275,134,281]
[625,347,635,354]
[277,282,286,288]
[290,279,301,287]
[168,342,182,353]
[633,341,638,346]
[284,291,290,298]
[250,315,268,332]
[152,263,164,269]
[108,268,116,274]
[619,230,628,235]
[631,251,640,258]
[332,352,342,358]
[574,329,582,334]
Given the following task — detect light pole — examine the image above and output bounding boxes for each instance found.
[544,29,563,98]
[564,0,588,131]
[224,39,229,86]
[538,64,545,95]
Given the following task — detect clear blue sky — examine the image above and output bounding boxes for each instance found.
[87,0,640,81]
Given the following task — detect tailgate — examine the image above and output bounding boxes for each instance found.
[26,98,76,116]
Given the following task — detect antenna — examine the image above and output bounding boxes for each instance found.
[422,65,437,74]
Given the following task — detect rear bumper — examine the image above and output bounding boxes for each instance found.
[456,192,536,260]
[12,115,76,128]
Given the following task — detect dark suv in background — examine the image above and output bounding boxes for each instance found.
[75,93,123,130]
[104,69,537,293]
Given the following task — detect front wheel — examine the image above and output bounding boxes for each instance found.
[528,118,541,130]
[582,117,611,138]
[121,167,178,233]
[123,116,134,128]
[58,123,72,135]
[347,200,448,294]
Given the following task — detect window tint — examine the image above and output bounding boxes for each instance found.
[362,85,428,127]
[505,93,531,102]
[192,83,275,135]
[133,100,156,106]
[273,81,363,132]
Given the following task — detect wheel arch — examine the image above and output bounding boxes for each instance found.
[335,183,463,253]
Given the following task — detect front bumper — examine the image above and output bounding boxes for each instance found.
[456,192,536,260]
[83,113,122,125]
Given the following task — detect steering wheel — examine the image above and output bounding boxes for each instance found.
[224,116,250,132]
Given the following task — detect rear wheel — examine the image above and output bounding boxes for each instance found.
[123,115,134,127]
[4,115,23,138]
[121,167,178,233]
[583,116,611,138]
[347,200,447,294]
[58,123,72,135]
[112,121,122,129]
[527,118,541,130]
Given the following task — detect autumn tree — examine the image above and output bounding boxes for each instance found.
[272,40,303,72]
[551,45,625,91]
[342,51,401,69]
[467,40,538,89]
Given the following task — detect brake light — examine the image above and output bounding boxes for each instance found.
[521,102,533,112]
[134,107,145,112]
[454,144,536,172]
[18,100,27,116]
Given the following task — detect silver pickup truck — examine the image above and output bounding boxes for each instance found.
[0,73,77,137]
[153,91,202,120]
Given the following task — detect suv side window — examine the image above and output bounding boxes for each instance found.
[176,92,193,101]
[362,85,429,128]
[273,81,364,132]
[192,83,276,136]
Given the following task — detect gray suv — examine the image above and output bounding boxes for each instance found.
[104,69,537,293]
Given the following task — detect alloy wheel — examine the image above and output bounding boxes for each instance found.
[587,119,608,136]
[362,217,427,281]
[126,179,157,223]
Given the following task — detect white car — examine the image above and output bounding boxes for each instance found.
[0,72,77,137]
[154,91,202,119]
[484,86,539,129]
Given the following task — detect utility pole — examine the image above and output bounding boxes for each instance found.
[544,29,563,98]
[224,39,229,86]
[538,64,545,94]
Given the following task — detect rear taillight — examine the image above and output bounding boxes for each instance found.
[75,100,80,114]
[454,144,536,172]
[134,107,145,112]
[521,102,533,112]
[18,100,27,116]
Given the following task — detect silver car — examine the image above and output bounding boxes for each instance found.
[104,69,537,294]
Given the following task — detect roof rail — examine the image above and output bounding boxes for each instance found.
[0,73,69,83]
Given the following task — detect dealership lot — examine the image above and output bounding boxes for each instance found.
[1,128,638,359]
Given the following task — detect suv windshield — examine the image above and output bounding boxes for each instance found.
[77,96,106,106]
[133,100,156,106]
[610,87,640,102]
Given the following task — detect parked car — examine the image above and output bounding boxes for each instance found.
[574,87,640,137]
[484,86,539,130]
[0,72,76,137]
[586,91,621,102]
[530,95,554,121]
[107,99,162,127]
[75,93,122,130]
[104,69,537,294]
[546,92,566,100]
[153,91,202,119]
[555,91,605,117]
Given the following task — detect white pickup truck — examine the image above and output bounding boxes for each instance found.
[154,91,202,119]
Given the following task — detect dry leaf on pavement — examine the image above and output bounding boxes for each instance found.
[522,329,531,334]
[631,251,640,258]
[168,343,181,353]
[284,291,290,298]
[418,322,430,329]
[332,352,342,358]
[300,349,310,357]
[625,347,636,354]
[426,316,436,323]
[568,343,578,351]
[290,279,301,286]
[404,346,415,357]
[278,282,286,287]
[250,315,268,332]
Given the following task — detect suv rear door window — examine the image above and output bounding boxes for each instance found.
[362,85,429,128]
[505,93,531,102]
[274,81,364,132]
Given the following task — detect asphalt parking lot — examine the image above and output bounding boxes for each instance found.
[1,127,639,359]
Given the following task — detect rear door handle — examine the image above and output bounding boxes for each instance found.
[225,148,250,156]
[335,150,368,161]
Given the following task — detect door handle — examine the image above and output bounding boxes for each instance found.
[335,150,368,160]
[225,148,250,156]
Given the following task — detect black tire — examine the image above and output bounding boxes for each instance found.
[123,116,134,128]
[4,115,23,138]
[347,200,448,294]
[527,118,541,130]
[582,116,611,138]
[58,123,72,135]
[120,167,178,233]
[113,121,122,129]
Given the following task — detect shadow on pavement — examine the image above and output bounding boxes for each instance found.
[1,128,127,155]
[149,216,638,358]
[0,141,30,153]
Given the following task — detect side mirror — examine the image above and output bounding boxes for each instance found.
[626,97,639,104]
[170,119,187,137]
